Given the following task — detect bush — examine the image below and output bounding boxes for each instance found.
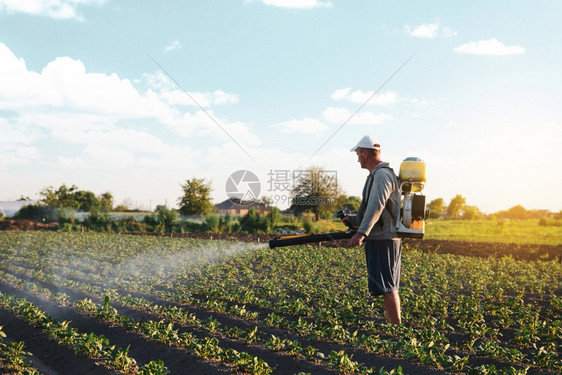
[302,216,314,234]
[180,220,206,233]
[239,209,270,234]
[83,210,111,231]
[157,206,179,232]
[277,215,302,230]
[219,214,233,233]
[13,204,57,222]
[204,214,240,234]
[113,218,148,233]
[59,222,75,232]
[267,207,282,228]
[538,217,562,227]
[141,206,180,233]
[142,213,160,229]
[229,221,241,233]
[204,215,220,233]
[58,207,78,225]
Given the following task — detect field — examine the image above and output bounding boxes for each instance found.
[423,220,562,246]
[0,231,560,374]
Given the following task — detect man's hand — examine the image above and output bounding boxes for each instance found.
[351,232,366,246]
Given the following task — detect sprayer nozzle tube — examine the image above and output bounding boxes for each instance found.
[268,231,354,249]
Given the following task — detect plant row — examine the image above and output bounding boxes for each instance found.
[0,292,168,374]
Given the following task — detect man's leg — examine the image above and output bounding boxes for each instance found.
[383,290,401,325]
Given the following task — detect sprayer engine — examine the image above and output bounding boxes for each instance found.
[396,157,429,239]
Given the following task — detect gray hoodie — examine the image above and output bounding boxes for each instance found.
[349,162,401,240]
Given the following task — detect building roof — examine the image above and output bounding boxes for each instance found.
[214,197,267,210]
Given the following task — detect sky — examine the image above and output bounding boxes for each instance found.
[1,0,561,214]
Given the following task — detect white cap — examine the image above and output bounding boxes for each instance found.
[350,135,381,152]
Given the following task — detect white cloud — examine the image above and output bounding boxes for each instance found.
[51,128,169,153]
[273,117,328,134]
[404,22,439,39]
[0,42,259,174]
[138,146,199,169]
[158,89,239,107]
[323,107,393,125]
[331,88,398,106]
[144,71,239,107]
[18,113,115,134]
[441,26,457,38]
[0,118,43,168]
[454,38,525,56]
[331,88,351,101]
[167,110,260,146]
[51,127,202,170]
[0,45,172,118]
[0,0,105,20]
[0,146,40,168]
[245,0,332,9]
[403,22,457,39]
[0,118,41,148]
[59,144,135,169]
[0,42,249,139]
[164,40,181,53]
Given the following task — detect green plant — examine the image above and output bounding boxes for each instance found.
[239,208,270,233]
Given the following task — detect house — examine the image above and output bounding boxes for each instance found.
[214,197,269,216]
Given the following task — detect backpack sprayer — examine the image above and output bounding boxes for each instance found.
[268,157,428,249]
[395,157,428,239]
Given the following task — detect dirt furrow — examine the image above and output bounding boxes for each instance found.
[0,281,235,375]
[0,269,447,374]
[0,307,110,375]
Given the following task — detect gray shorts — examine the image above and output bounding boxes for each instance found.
[364,239,401,296]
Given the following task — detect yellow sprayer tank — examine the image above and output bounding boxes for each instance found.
[399,157,426,192]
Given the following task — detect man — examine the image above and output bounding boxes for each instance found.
[341,135,402,325]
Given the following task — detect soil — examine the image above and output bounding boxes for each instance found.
[0,219,58,231]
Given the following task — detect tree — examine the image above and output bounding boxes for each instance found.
[99,192,113,212]
[290,166,341,221]
[74,190,101,212]
[505,205,528,219]
[338,195,361,213]
[178,177,214,216]
[462,205,483,220]
[39,184,105,212]
[446,194,466,219]
[39,184,80,209]
[493,205,529,219]
[427,198,446,219]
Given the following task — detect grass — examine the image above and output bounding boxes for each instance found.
[313,218,562,245]
[424,219,562,245]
